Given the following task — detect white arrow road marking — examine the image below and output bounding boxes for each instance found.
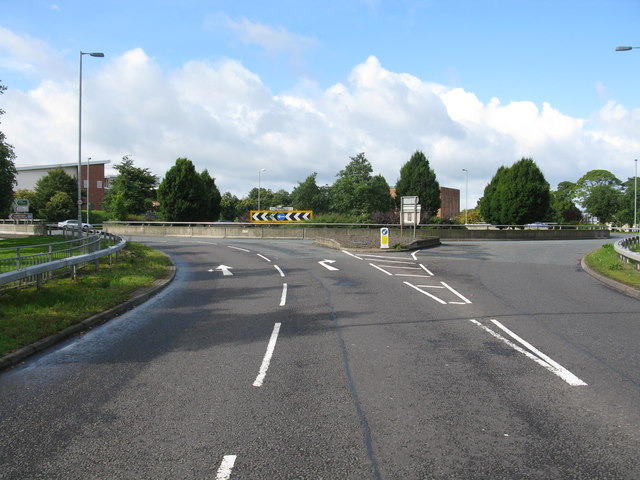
[319,259,340,271]
[253,323,281,387]
[215,265,233,276]
[470,319,587,386]
[215,455,237,480]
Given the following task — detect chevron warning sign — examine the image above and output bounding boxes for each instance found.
[251,210,313,223]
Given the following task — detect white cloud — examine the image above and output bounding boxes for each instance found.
[3,34,639,207]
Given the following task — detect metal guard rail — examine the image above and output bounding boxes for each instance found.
[0,232,126,288]
[614,236,640,270]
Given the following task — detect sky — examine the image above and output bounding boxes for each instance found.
[1,0,639,208]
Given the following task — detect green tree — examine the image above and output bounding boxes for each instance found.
[574,170,622,206]
[200,169,222,221]
[157,158,205,221]
[395,150,441,218]
[42,191,75,222]
[103,155,158,219]
[220,192,241,221]
[0,81,17,218]
[617,177,639,227]
[549,190,582,224]
[480,158,550,225]
[33,167,77,219]
[582,184,623,224]
[291,172,329,213]
[329,152,392,216]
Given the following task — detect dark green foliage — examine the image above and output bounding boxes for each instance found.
[219,192,240,221]
[291,173,329,213]
[32,167,78,219]
[103,156,158,220]
[200,169,222,221]
[480,158,551,225]
[329,152,392,216]
[42,191,75,222]
[0,82,17,218]
[395,151,441,217]
[582,184,623,223]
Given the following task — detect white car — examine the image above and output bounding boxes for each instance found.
[57,219,93,231]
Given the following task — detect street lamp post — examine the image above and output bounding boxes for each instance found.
[615,46,640,51]
[635,159,638,233]
[258,168,266,210]
[462,168,469,224]
[78,51,104,234]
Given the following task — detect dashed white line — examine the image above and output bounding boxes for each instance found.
[470,319,587,386]
[228,246,250,252]
[274,265,285,277]
[253,323,282,387]
[279,283,288,306]
[257,254,271,262]
[215,455,237,480]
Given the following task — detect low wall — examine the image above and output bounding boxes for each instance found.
[102,223,610,241]
[0,223,46,236]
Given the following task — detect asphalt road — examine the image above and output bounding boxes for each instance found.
[1,236,639,479]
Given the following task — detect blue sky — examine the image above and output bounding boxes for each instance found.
[1,0,639,206]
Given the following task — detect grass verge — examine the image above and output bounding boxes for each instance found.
[584,243,640,290]
[0,242,172,357]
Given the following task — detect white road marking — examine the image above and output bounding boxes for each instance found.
[419,264,434,276]
[319,259,340,271]
[411,250,421,260]
[403,281,447,304]
[215,455,237,480]
[257,254,271,262]
[253,323,282,387]
[378,264,422,270]
[342,250,363,260]
[360,255,415,264]
[214,265,233,276]
[370,263,393,275]
[470,319,587,386]
[274,265,285,277]
[440,281,472,304]
[394,274,433,278]
[280,283,288,306]
[228,246,250,252]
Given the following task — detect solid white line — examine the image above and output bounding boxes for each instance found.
[394,274,433,278]
[404,281,447,304]
[253,323,281,387]
[369,263,393,275]
[341,250,363,260]
[274,265,285,277]
[440,281,472,304]
[215,455,237,480]
[419,264,434,276]
[490,320,587,386]
[411,250,420,260]
[228,246,250,252]
[360,255,415,264]
[469,320,587,386]
[257,254,271,262]
[279,283,288,306]
[377,264,422,269]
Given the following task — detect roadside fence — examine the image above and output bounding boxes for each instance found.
[615,236,640,270]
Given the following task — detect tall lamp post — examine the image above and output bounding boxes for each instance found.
[616,46,640,51]
[635,158,638,233]
[86,157,91,224]
[462,168,469,224]
[258,168,266,210]
[78,51,104,233]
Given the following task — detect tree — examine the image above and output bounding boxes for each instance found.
[574,170,622,206]
[32,167,77,219]
[582,184,623,224]
[0,81,17,218]
[291,172,329,213]
[395,151,441,218]
[200,169,222,221]
[157,158,206,221]
[480,158,550,225]
[549,190,582,224]
[103,155,158,219]
[329,152,392,216]
[220,192,241,221]
[42,191,75,222]
[617,177,639,227]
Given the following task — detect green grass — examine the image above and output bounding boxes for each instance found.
[584,243,640,289]
[0,235,69,260]
[0,242,172,357]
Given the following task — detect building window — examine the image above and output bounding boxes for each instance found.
[97,180,103,189]
[83,180,88,188]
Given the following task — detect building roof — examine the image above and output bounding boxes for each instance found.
[16,160,110,171]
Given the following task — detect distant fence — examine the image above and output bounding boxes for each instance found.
[614,236,640,270]
[0,231,126,291]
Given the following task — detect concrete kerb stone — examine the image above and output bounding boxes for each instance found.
[0,262,177,372]
[580,257,640,300]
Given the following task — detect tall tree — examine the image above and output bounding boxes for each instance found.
[329,152,392,216]
[220,192,241,221]
[157,158,205,221]
[0,81,17,218]
[291,172,329,213]
[32,167,77,219]
[574,170,622,206]
[103,155,158,219]
[395,151,441,218]
[200,169,222,221]
[480,158,550,225]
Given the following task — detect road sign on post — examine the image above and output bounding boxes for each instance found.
[380,227,389,249]
[251,210,313,223]
[400,196,420,238]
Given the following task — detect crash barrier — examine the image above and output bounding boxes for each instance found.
[0,231,126,291]
[102,221,610,241]
[614,236,640,270]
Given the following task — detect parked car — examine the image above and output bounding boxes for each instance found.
[57,219,93,231]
